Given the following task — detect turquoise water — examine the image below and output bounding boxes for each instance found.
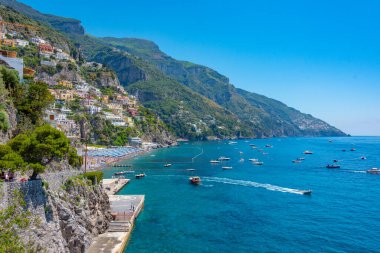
[102,137,380,252]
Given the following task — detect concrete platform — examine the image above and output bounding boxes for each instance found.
[102,179,129,195]
[87,195,144,253]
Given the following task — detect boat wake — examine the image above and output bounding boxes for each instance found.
[203,177,307,195]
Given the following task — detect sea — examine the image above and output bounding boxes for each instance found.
[102,137,380,253]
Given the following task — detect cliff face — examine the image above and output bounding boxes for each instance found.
[3,174,112,253]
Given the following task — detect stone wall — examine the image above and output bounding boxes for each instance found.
[41,170,81,192]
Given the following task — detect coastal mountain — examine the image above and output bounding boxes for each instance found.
[0,0,347,139]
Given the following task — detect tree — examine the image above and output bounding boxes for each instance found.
[8,125,80,179]
[0,144,26,172]
[16,81,54,125]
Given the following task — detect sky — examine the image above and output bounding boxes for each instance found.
[18,0,380,135]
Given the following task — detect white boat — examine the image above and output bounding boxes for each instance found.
[254,161,264,166]
[367,168,380,175]
[135,173,146,179]
[249,158,258,162]
[186,169,196,172]
[292,160,301,163]
[218,156,230,161]
[222,166,233,170]
[228,141,238,145]
[164,164,172,167]
[239,151,243,155]
[304,150,313,155]
[210,160,220,163]
[239,158,245,162]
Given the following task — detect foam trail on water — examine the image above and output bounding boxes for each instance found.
[203,177,306,195]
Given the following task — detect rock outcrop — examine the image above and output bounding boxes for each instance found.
[9,175,113,253]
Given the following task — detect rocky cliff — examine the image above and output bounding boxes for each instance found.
[3,174,112,253]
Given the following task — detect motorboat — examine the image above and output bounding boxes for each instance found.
[249,158,258,162]
[210,160,220,164]
[239,158,245,162]
[222,166,233,170]
[249,144,256,146]
[114,170,135,175]
[254,161,264,166]
[292,160,302,163]
[297,157,305,161]
[164,164,172,167]
[186,169,196,172]
[367,168,380,175]
[189,176,201,185]
[304,150,313,155]
[326,164,340,169]
[218,156,230,161]
[265,144,273,148]
[301,190,312,195]
[135,173,146,179]
[333,159,339,163]
[361,156,367,160]
[228,141,237,145]
[350,148,356,151]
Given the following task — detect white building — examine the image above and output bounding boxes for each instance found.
[56,51,70,60]
[87,105,102,115]
[15,39,29,47]
[104,112,126,127]
[30,37,46,44]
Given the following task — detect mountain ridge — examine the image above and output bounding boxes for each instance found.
[0,0,347,139]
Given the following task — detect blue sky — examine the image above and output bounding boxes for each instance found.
[19,0,380,135]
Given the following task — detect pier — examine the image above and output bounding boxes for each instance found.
[88,179,145,253]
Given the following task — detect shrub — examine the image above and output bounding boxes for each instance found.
[0,111,9,131]
[82,171,103,185]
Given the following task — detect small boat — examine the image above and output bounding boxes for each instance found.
[210,160,220,164]
[265,144,272,148]
[228,141,237,145]
[292,160,301,163]
[262,152,269,155]
[367,168,380,175]
[254,161,264,166]
[164,164,172,167]
[189,176,201,185]
[361,156,367,160]
[135,173,146,179]
[186,169,196,172]
[326,164,340,169]
[239,158,245,162]
[333,159,339,163]
[218,156,230,161]
[249,144,256,147]
[249,158,258,162]
[222,166,233,170]
[350,148,356,151]
[114,170,134,175]
[301,190,312,195]
[328,140,333,143]
[304,150,313,155]
[251,146,257,149]
[239,151,243,155]
[297,157,305,161]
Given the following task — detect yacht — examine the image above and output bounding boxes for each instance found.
[367,168,380,175]
[164,164,172,167]
[304,150,313,155]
